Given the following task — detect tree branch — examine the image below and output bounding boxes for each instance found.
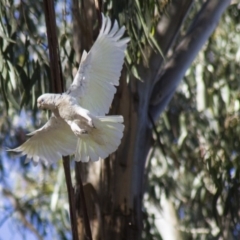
[147,0,194,90]
[136,0,194,92]
[75,172,93,240]
[62,156,79,240]
[150,0,231,121]
[155,0,193,58]
[43,0,63,93]
[43,1,79,239]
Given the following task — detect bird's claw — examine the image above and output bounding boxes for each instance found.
[77,129,88,135]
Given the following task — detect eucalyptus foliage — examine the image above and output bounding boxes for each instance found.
[0,0,239,239]
[144,4,240,239]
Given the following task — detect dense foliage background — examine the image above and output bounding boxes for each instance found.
[0,0,239,239]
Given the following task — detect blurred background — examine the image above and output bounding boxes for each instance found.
[0,0,240,239]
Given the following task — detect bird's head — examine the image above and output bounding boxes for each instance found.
[37,94,58,110]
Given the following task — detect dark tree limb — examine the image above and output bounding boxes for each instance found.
[43,1,79,239]
[75,170,93,240]
[150,0,231,121]
[63,157,79,240]
[43,0,63,93]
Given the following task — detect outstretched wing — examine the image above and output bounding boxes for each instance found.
[10,115,77,165]
[67,13,130,116]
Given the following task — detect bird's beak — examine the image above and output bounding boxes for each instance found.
[37,102,41,108]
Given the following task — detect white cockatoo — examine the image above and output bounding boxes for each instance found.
[11,14,130,165]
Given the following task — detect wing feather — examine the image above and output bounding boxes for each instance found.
[109,20,119,36]
[68,13,130,115]
[10,115,77,165]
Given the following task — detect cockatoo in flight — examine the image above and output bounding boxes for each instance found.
[11,13,130,165]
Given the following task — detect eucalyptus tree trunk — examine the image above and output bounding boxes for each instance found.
[72,0,231,239]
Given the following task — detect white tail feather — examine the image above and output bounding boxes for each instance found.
[75,115,124,162]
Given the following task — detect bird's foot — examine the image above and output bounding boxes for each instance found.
[81,129,88,134]
[77,129,88,135]
[88,119,95,128]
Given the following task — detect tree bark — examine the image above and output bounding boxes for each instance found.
[71,0,231,239]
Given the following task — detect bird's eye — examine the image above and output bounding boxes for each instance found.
[38,98,44,105]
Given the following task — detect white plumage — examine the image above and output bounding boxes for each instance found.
[13,116,77,165]
[10,13,129,164]
[68,14,129,115]
[75,116,124,162]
